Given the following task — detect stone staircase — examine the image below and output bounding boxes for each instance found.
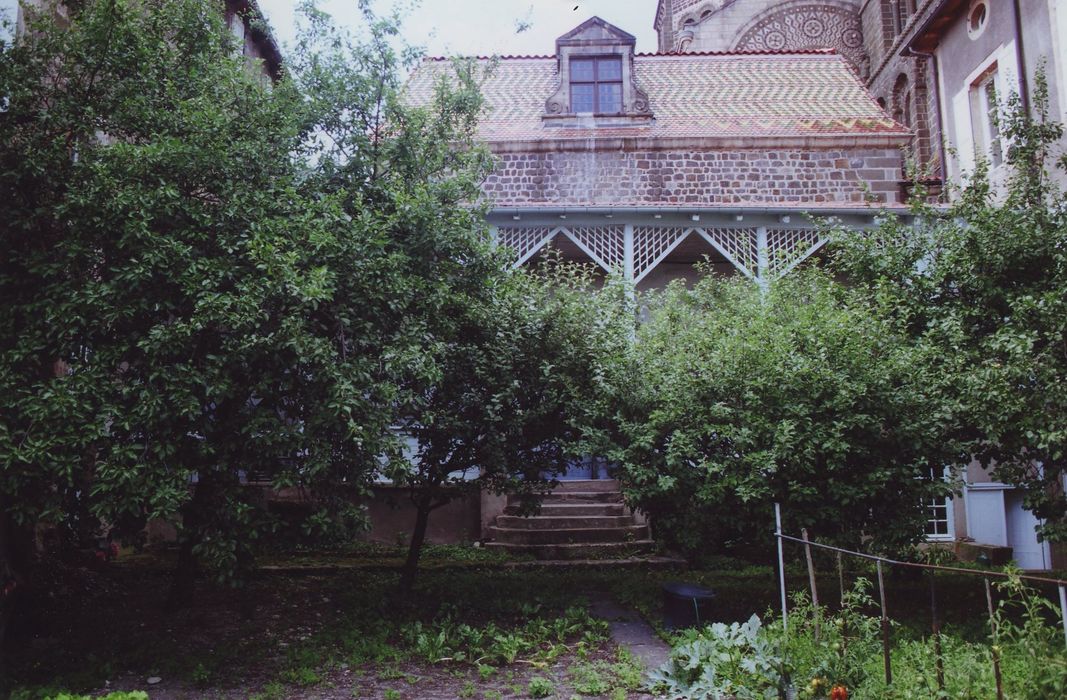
[484,479,655,560]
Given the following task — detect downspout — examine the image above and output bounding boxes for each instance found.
[1012,0,1031,116]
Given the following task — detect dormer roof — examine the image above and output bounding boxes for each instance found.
[555,16,637,50]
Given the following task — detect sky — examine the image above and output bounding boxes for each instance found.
[257,1,660,58]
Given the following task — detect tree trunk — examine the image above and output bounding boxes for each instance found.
[0,503,32,648]
[167,479,210,609]
[398,501,432,594]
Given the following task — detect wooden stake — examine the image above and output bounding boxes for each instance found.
[802,528,820,641]
[929,572,944,692]
[877,560,891,685]
[837,551,845,607]
[985,579,1004,700]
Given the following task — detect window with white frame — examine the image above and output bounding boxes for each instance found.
[924,467,955,540]
[969,66,1003,168]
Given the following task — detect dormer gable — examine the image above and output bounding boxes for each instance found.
[543,17,652,127]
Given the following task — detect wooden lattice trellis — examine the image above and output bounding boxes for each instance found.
[697,227,760,280]
[494,223,826,283]
[565,226,626,272]
[766,229,825,277]
[633,227,690,283]
[495,227,557,266]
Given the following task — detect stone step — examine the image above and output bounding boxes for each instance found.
[551,479,621,493]
[494,515,635,530]
[484,540,657,561]
[507,503,626,517]
[509,491,623,505]
[486,524,649,545]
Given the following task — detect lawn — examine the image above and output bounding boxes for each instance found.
[2,545,1061,699]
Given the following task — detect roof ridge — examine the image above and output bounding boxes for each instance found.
[423,48,840,62]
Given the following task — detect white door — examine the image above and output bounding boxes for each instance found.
[1004,490,1049,570]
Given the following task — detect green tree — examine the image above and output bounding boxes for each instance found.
[0,0,418,622]
[385,261,632,591]
[290,10,633,591]
[615,270,959,558]
[831,76,1067,542]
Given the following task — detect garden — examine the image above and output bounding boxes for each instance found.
[3,1,1067,698]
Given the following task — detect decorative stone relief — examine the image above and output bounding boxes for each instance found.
[734,4,867,78]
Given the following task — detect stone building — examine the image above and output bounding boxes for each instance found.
[408,15,911,294]
[403,12,917,558]
[404,3,1067,568]
[0,0,282,82]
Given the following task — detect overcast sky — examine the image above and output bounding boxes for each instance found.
[257,1,659,57]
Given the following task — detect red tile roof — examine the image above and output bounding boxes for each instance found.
[406,51,908,146]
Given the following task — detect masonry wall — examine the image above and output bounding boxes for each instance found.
[482,147,904,206]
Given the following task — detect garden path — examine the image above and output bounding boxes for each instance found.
[589,599,671,670]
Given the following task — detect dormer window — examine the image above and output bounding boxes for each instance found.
[570,57,623,113]
[543,17,652,126]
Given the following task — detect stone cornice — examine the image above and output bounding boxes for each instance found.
[486,134,911,154]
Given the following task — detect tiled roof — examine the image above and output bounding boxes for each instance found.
[406,51,908,145]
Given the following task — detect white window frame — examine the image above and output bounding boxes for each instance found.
[924,466,956,542]
[949,42,1020,183]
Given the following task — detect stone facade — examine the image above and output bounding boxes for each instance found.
[654,0,945,188]
[484,147,902,206]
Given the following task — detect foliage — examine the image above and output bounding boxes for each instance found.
[383,257,633,589]
[649,614,786,699]
[399,605,605,666]
[653,575,1067,699]
[0,0,432,612]
[830,73,1067,541]
[614,269,959,557]
[527,675,554,698]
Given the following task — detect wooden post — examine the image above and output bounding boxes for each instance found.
[876,560,891,685]
[802,528,820,641]
[930,572,944,693]
[985,579,1004,700]
[837,551,845,607]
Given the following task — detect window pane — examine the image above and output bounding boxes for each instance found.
[598,82,622,113]
[571,59,594,82]
[571,84,595,113]
[597,57,622,80]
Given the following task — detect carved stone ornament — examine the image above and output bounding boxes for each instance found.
[733,2,867,78]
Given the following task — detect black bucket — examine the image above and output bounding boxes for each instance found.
[662,581,715,629]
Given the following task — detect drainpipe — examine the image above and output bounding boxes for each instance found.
[1012,0,1031,116]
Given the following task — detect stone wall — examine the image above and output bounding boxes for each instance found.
[482,147,904,206]
[863,0,944,184]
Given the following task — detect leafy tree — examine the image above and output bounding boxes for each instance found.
[615,270,959,558]
[290,10,633,592]
[831,76,1067,542]
[385,261,632,591]
[0,0,421,622]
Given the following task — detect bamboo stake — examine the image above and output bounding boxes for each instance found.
[876,560,891,685]
[985,579,1004,700]
[802,528,820,641]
